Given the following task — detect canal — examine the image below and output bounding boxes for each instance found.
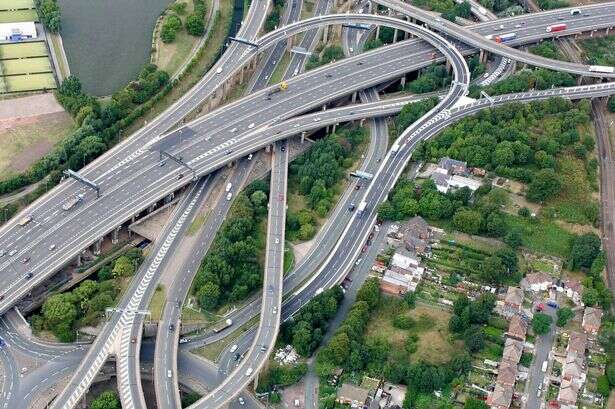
[58,0,171,96]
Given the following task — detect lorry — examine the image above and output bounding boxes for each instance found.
[541,360,548,372]
[494,33,517,43]
[62,193,85,211]
[589,65,615,73]
[357,201,367,217]
[546,23,567,32]
[350,170,374,180]
[390,141,401,154]
[212,318,233,333]
[18,215,32,226]
[266,81,289,98]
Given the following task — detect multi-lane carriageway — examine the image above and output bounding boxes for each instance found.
[1,4,615,317]
[0,1,612,406]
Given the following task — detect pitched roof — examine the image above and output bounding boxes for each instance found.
[507,315,528,340]
[487,383,514,408]
[504,287,524,307]
[523,272,553,286]
[562,352,584,380]
[502,338,524,364]
[567,332,587,356]
[337,383,370,404]
[438,157,467,171]
[557,377,580,405]
[583,307,603,329]
[382,270,411,288]
[431,172,449,187]
[564,279,583,294]
[405,216,429,232]
[496,359,518,386]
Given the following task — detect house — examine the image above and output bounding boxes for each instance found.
[438,157,467,175]
[391,253,420,272]
[472,167,487,177]
[337,383,370,407]
[448,175,482,191]
[487,383,514,409]
[0,22,37,41]
[566,332,587,356]
[403,216,431,240]
[520,272,553,292]
[562,352,585,384]
[563,279,583,305]
[431,172,449,194]
[380,270,412,296]
[506,315,528,341]
[404,235,430,255]
[503,287,524,315]
[502,338,524,364]
[496,359,518,387]
[582,307,603,335]
[557,377,580,406]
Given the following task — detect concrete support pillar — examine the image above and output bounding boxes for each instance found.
[393,28,398,43]
[376,25,380,39]
[322,26,329,43]
[577,75,584,85]
[322,105,327,111]
[446,59,452,73]
[326,125,330,134]
[131,215,136,224]
[112,227,120,245]
[265,145,271,153]
[286,36,293,51]
[332,123,337,133]
[301,131,306,143]
[76,253,82,267]
[400,76,406,88]
[239,66,245,84]
[351,92,357,103]
[479,49,488,64]
[367,0,372,14]
[94,238,102,256]
[360,118,365,126]
[148,203,157,213]
[165,192,175,203]
[606,27,610,35]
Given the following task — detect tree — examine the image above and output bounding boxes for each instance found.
[504,228,523,249]
[42,293,77,330]
[327,332,350,365]
[570,233,601,270]
[481,255,507,285]
[112,256,135,277]
[91,390,121,409]
[526,169,562,202]
[161,14,182,43]
[356,278,380,309]
[464,327,485,352]
[452,209,482,235]
[532,313,552,335]
[197,281,221,310]
[556,307,574,327]
[37,0,61,32]
[186,13,205,36]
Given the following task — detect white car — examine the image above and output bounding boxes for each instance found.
[247,154,253,161]
[49,244,56,251]
[216,67,223,74]
[230,127,237,133]
[226,192,233,201]
[167,370,172,378]
[248,123,255,129]
[8,250,16,256]
[273,307,278,314]
[225,182,232,192]
[230,344,238,353]
[238,397,245,405]
[313,117,321,122]
[245,368,253,376]
[275,238,280,244]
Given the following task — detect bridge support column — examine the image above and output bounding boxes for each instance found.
[479,49,488,64]
[332,123,337,133]
[322,26,329,43]
[393,28,398,43]
[286,36,293,51]
[360,118,365,127]
[367,0,372,13]
[165,192,175,203]
[239,66,245,84]
[93,238,102,256]
[76,252,83,267]
[606,27,610,35]
[112,227,120,245]
[301,131,306,143]
[577,75,584,85]
[265,145,271,153]
[376,25,380,39]
[400,76,406,88]
[446,59,452,73]
[148,203,157,213]
[351,92,357,103]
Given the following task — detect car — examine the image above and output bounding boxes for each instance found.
[226,182,233,192]
[325,74,333,78]
[348,204,356,212]
[435,17,442,22]
[226,192,233,201]
[0,249,5,257]
[355,184,361,190]
[248,123,255,129]
[216,67,223,74]
[281,145,286,151]
[230,127,237,133]
[0,294,4,301]
[177,173,184,180]
[245,368,253,376]
[21,257,30,264]
[238,397,245,405]
[367,240,372,246]
[354,258,362,266]
[368,232,374,240]
[293,68,299,76]
[515,24,521,28]
[273,307,278,314]
[234,353,241,361]
[0,337,4,348]
[226,149,233,155]
[557,16,564,20]
[168,370,172,378]
[260,345,267,352]
[357,61,363,65]
[131,337,136,344]
[159,160,166,167]
[49,244,56,251]
[247,153,253,161]
[313,117,321,122]
[349,47,354,53]
[8,250,16,256]
[24,272,33,280]
[169,324,175,331]
[361,245,368,253]
[275,238,280,244]
[230,344,238,353]
[494,24,504,31]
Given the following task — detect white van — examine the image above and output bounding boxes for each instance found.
[225,182,232,192]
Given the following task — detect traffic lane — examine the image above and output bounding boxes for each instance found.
[0,38,454,307]
[0,346,18,409]
[525,306,557,408]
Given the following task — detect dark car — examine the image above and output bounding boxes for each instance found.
[21,257,30,264]
[169,324,175,331]
[177,173,184,180]
[355,184,361,190]
[348,204,356,212]
[25,272,33,280]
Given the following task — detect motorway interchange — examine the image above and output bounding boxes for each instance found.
[0,0,615,407]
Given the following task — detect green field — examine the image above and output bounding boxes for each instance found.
[5,73,55,92]
[0,42,47,59]
[2,57,51,75]
[0,9,38,22]
[0,0,35,11]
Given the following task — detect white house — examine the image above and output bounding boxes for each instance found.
[520,272,552,292]
[0,22,37,41]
